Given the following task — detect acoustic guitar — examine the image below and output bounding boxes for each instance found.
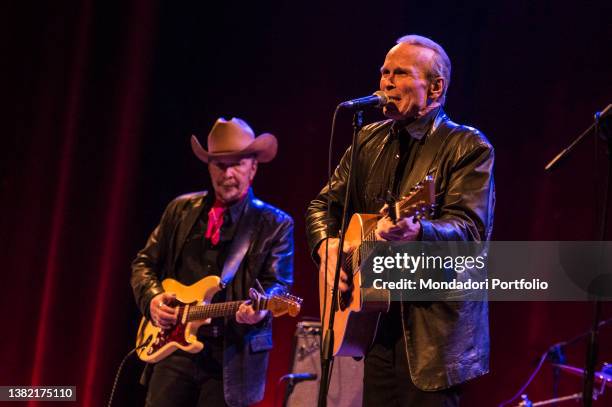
[319,175,435,356]
[136,275,302,363]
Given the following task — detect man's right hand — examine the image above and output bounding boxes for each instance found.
[149,292,178,330]
[318,237,353,293]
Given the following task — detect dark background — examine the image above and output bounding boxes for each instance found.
[1,0,611,405]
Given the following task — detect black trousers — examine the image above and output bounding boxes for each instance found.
[145,338,228,407]
[363,304,461,407]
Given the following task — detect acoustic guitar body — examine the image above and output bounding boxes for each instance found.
[319,213,386,357]
[319,175,434,357]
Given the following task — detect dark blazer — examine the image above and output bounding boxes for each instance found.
[306,109,495,390]
[131,189,294,406]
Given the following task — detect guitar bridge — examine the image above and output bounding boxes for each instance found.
[360,287,390,313]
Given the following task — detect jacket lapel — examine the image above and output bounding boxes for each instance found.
[172,191,208,267]
[399,110,453,197]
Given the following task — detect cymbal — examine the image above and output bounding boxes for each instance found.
[551,363,612,388]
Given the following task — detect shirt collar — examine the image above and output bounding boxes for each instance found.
[207,189,250,224]
[227,190,249,224]
[392,106,440,140]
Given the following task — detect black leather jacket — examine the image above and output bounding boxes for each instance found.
[306,109,495,390]
[131,189,294,406]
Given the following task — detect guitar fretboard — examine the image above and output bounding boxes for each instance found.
[342,187,433,272]
[186,301,245,321]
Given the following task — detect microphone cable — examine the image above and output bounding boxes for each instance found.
[497,316,612,407]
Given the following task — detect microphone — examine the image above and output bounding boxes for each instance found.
[339,91,388,109]
[595,104,611,122]
[279,373,317,384]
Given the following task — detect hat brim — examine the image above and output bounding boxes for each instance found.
[191,133,278,164]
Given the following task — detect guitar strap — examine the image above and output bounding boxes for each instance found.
[219,191,264,287]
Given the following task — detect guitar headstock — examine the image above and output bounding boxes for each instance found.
[389,175,436,222]
[248,289,303,317]
[268,293,303,317]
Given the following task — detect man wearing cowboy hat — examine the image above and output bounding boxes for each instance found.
[131,117,294,407]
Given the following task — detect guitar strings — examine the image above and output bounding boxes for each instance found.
[340,188,433,275]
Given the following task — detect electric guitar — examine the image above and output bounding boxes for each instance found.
[136,275,302,363]
[319,175,435,356]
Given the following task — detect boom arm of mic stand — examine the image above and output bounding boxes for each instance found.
[544,122,596,171]
[545,104,612,171]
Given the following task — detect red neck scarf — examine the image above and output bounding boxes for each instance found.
[205,199,226,245]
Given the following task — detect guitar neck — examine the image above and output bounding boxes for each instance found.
[343,193,432,271]
[186,301,246,321]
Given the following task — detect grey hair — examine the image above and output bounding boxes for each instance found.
[396,34,451,105]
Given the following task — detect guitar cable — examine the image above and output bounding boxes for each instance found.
[107,282,268,407]
[107,340,149,407]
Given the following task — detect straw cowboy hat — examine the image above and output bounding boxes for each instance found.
[191,117,278,163]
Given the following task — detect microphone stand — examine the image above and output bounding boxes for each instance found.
[548,345,566,406]
[281,374,317,407]
[544,104,611,407]
[318,110,364,407]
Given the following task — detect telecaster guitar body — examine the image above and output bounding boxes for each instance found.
[136,276,221,363]
[136,275,301,363]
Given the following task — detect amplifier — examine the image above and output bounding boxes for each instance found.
[285,320,363,407]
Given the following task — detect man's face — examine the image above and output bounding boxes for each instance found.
[379,43,438,120]
[208,157,257,204]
